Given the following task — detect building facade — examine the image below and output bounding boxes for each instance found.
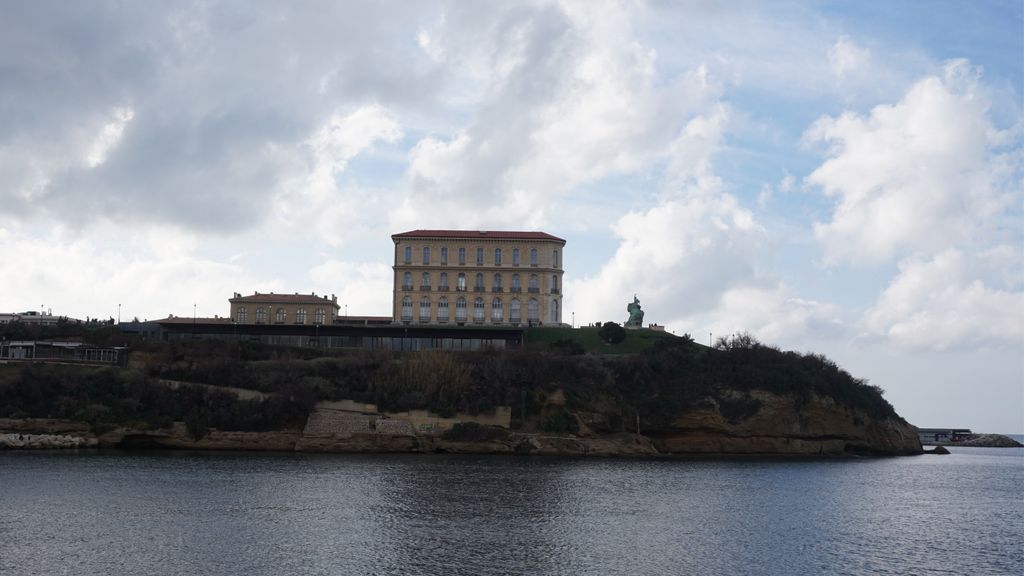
[229,292,341,325]
[391,230,566,326]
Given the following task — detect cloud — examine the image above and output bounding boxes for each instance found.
[309,260,394,317]
[828,35,870,79]
[805,60,1021,265]
[392,1,721,231]
[861,247,1024,351]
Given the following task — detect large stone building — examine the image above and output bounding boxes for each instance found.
[391,230,566,326]
[229,292,340,325]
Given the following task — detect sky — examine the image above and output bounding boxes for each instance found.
[1,1,1021,432]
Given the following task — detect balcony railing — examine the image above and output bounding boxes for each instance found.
[528,287,539,294]
[510,287,521,293]
[551,288,560,294]
[493,287,504,292]
[437,286,449,292]
[420,286,432,291]
[455,286,467,292]
[473,286,485,292]
[402,284,413,291]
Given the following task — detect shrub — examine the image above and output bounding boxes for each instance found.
[598,322,627,344]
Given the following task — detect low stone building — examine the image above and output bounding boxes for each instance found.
[229,292,341,325]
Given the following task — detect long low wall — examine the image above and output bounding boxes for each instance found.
[303,400,512,438]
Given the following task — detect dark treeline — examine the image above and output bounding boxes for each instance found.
[0,333,900,436]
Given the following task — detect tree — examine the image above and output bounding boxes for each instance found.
[598,321,626,344]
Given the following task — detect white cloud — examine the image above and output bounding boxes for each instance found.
[828,35,870,79]
[86,106,135,168]
[309,260,394,317]
[805,60,1020,265]
[862,248,1024,351]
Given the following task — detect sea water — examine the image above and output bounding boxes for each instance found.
[1,447,1021,576]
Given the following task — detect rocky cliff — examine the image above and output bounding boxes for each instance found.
[0,387,921,456]
[644,390,921,456]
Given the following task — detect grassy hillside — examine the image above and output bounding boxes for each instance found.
[525,326,681,354]
[0,333,900,438]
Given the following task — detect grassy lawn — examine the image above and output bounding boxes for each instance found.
[525,326,682,355]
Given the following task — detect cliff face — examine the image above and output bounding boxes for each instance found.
[646,390,921,456]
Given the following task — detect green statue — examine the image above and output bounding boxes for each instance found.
[626,294,644,328]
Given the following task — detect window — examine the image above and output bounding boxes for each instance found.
[491,298,502,322]
[528,299,539,322]
[510,299,521,322]
[296,308,306,324]
[275,307,286,323]
[529,274,538,292]
[401,297,412,321]
[236,307,247,323]
[511,273,520,292]
[475,273,484,291]
[494,248,502,265]
[455,297,467,321]
[438,297,449,322]
[440,272,448,290]
[314,308,326,324]
[473,297,485,322]
[441,247,448,264]
[457,273,466,291]
[419,297,431,322]
[421,272,430,289]
[423,247,430,264]
[255,307,267,324]
[493,273,502,290]
[403,271,412,289]
[550,299,560,323]
[476,247,484,265]
[512,248,520,266]
[552,275,559,293]
[530,248,538,266]
[458,247,466,264]
[553,249,559,268]
[404,246,412,264]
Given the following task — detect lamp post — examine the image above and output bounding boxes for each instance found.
[117,303,121,325]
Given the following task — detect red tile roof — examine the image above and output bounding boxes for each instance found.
[229,292,339,306]
[392,230,565,243]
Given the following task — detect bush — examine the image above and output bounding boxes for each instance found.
[442,422,509,442]
[549,338,585,355]
[598,322,627,344]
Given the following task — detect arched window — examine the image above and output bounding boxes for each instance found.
[475,273,484,290]
[422,247,430,264]
[255,307,267,324]
[419,297,431,322]
[438,297,449,322]
[494,248,502,265]
[458,247,466,265]
[491,298,502,322]
[527,299,539,322]
[236,307,247,323]
[476,247,484,265]
[512,248,520,266]
[550,299,560,323]
[275,307,286,323]
[441,246,448,264]
[511,274,520,291]
[551,275,559,293]
[455,297,467,321]
[457,273,466,291]
[529,274,538,292]
[510,299,521,322]
[403,271,412,289]
[440,272,448,290]
[314,308,326,324]
[401,297,413,321]
[530,248,538,266]
[296,308,306,324]
[493,273,502,290]
[473,297,485,322]
[404,246,412,264]
[553,249,559,268]
[421,272,430,288]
